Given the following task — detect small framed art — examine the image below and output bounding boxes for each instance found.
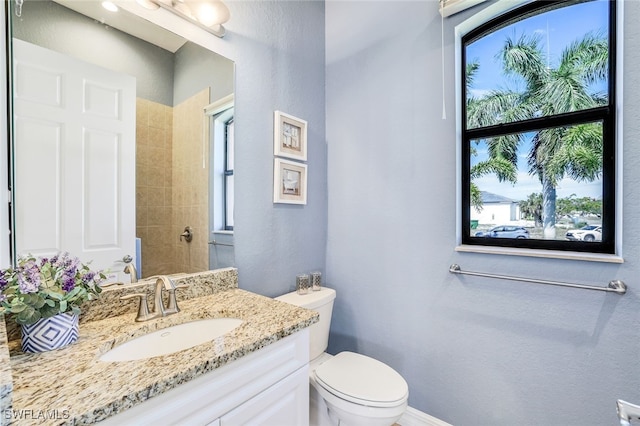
[274,158,307,205]
[274,111,307,161]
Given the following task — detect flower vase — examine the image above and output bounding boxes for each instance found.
[20,312,79,353]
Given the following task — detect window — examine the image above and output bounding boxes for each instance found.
[224,118,234,230]
[460,0,617,254]
[208,96,234,235]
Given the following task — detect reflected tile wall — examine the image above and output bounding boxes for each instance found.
[136,98,174,277]
[172,88,210,274]
[136,90,210,277]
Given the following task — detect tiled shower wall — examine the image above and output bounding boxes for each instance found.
[172,88,211,274]
[136,98,174,277]
[136,90,210,278]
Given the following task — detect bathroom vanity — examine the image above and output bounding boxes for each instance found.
[100,329,309,425]
[0,268,317,425]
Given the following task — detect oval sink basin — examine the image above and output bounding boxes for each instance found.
[100,318,243,362]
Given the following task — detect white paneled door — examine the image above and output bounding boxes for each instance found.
[13,39,136,282]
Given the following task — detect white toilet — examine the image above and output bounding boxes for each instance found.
[276,287,408,426]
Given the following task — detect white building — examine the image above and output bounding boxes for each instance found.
[471,191,522,226]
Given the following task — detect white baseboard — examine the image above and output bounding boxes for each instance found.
[399,406,453,426]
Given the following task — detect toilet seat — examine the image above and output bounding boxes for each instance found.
[314,351,408,408]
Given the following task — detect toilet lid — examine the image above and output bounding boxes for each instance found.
[314,352,408,407]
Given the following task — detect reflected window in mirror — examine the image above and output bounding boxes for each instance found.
[224,118,235,231]
[208,96,235,235]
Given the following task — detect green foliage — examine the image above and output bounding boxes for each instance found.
[556,193,602,217]
[0,253,106,325]
[521,192,602,226]
[519,193,543,226]
[471,155,518,183]
[470,183,483,211]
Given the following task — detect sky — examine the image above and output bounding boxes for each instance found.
[466,0,609,201]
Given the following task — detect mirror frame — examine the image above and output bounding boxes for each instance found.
[1,2,10,268]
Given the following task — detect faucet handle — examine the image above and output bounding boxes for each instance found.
[180,226,193,242]
[120,293,154,322]
[156,276,177,290]
[165,284,189,315]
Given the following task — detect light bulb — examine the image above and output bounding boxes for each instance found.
[101,1,119,12]
[191,1,230,27]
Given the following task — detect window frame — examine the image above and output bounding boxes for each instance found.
[206,94,234,238]
[457,0,619,257]
[223,117,234,231]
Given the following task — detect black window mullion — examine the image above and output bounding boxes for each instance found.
[466,106,610,141]
[600,0,617,253]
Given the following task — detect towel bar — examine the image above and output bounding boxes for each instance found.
[209,240,234,247]
[449,264,626,295]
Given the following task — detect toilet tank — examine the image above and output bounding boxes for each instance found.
[275,287,336,360]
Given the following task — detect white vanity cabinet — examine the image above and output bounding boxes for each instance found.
[218,366,308,425]
[100,329,309,425]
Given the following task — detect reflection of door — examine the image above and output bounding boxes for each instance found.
[13,39,136,281]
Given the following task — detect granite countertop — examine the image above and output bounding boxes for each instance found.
[1,275,317,425]
[0,319,13,420]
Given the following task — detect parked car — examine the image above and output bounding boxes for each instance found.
[565,225,602,242]
[475,226,530,239]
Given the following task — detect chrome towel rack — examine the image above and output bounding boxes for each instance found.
[208,240,234,247]
[449,264,626,295]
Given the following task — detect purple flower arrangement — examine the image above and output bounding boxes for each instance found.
[0,253,106,325]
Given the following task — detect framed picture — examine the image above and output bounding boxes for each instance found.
[274,111,307,161]
[274,158,307,205]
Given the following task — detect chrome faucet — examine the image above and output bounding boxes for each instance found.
[618,400,640,425]
[123,263,138,283]
[120,275,183,322]
[152,276,178,317]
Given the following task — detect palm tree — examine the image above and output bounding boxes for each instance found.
[467,31,608,238]
[467,62,518,211]
[519,193,543,227]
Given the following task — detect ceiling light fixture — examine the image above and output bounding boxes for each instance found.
[101,1,119,12]
[135,0,230,38]
[135,0,160,10]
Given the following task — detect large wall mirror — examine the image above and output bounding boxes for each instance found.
[9,0,235,283]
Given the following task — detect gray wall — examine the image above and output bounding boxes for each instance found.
[12,0,175,105]
[325,1,640,425]
[225,1,327,296]
[173,41,234,105]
